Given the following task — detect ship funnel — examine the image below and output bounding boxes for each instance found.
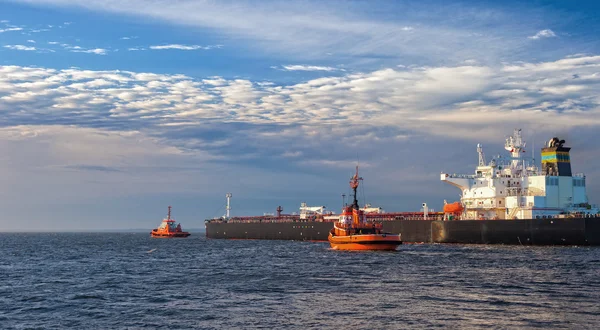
[541,138,572,176]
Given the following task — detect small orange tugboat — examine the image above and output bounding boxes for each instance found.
[151,206,191,238]
[328,166,402,251]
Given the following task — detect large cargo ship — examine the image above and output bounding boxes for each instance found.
[205,130,600,245]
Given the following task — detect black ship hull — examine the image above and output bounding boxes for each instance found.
[205,217,600,245]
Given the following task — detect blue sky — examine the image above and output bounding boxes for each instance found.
[1,0,600,231]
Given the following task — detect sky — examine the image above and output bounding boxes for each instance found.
[1,0,600,231]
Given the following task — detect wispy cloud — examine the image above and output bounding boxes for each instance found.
[64,164,122,172]
[278,65,343,72]
[50,43,108,55]
[148,44,222,50]
[70,48,108,55]
[27,39,36,43]
[7,0,570,65]
[4,45,37,51]
[0,27,23,33]
[528,29,557,39]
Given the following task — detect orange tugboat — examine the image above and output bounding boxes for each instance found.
[328,166,402,251]
[151,206,191,238]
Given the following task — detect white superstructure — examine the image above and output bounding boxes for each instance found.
[299,202,327,219]
[441,129,598,220]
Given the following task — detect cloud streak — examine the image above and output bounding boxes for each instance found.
[148,44,222,50]
[4,44,37,51]
[0,27,23,33]
[53,43,108,55]
[278,65,343,72]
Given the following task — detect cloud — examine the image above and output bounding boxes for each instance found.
[49,42,109,55]
[149,44,222,50]
[0,27,23,33]
[2,54,600,144]
[27,39,36,43]
[64,164,122,172]
[279,65,343,72]
[3,54,600,227]
[3,45,37,51]
[6,0,572,65]
[528,29,557,39]
[70,48,108,55]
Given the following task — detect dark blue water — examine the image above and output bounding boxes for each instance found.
[1,233,599,329]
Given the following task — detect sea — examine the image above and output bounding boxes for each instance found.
[1,233,599,329]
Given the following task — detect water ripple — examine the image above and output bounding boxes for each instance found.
[0,233,599,329]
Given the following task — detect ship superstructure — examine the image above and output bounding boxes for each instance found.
[441,129,598,220]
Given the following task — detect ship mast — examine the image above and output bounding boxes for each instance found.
[349,166,363,210]
[477,144,486,166]
[505,129,526,170]
[168,205,172,220]
[226,193,232,218]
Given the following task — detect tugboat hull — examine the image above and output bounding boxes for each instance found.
[328,232,402,251]
[150,232,191,238]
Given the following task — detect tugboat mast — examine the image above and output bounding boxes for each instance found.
[168,205,172,220]
[349,166,363,210]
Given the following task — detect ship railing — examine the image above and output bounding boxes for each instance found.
[205,217,341,224]
[505,188,545,197]
[368,215,444,221]
[445,174,477,179]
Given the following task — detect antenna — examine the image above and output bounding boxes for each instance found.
[477,143,486,166]
[349,166,363,209]
[531,131,535,165]
[225,193,232,218]
[167,205,172,220]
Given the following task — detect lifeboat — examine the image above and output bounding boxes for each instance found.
[151,206,191,238]
[443,202,464,214]
[328,166,402,251]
